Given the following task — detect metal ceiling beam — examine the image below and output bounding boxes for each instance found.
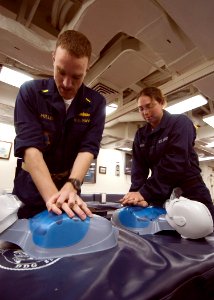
[25,0,41,28]
[105,59,214,124]
[161,60,214,95]
[85,37,140,87]
[16,0,28,24]
[16,0,41,27]
[61,0,96,32]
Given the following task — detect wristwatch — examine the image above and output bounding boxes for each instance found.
[67,178,81,192]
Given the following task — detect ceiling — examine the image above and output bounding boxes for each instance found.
[1,0,214,160]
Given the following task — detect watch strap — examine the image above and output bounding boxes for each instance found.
[67,178,81,192]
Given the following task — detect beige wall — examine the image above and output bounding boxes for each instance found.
[1,122,214,201]
[0,123,16,193]
[82,148,131,195]
[0,123,131,194]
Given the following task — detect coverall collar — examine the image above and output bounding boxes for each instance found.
[39,78,91,118]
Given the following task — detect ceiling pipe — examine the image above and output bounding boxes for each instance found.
[208,99,214,113]
[16,0,28,24]
[51,0,67,28]
[60,0,96,32]
[25,0,41,28]
[59,1,74,30]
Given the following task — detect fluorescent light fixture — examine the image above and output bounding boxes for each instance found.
[203,113,214,128]
[117,147,132,152]
[205,141,214,148]
[0,66,33,88]
[106,103,118,116]
[198,156,214,161]
[165,94,207,114]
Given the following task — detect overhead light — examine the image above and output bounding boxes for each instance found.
[203,113,214,128]
[165,94,207,114]
[117,147,132,152]
[0,66,33,88]
[106,103,118,116]
[205,141,214,148]
[198,156,214,161]
[115,139,133,152]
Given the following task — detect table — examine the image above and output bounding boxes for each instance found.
[0,227,214,300]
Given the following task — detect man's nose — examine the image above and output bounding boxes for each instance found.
[63,77,72,88]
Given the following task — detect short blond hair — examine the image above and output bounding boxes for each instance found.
[56,30,92,60]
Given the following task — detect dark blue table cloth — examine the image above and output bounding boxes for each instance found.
[0,228,214,300]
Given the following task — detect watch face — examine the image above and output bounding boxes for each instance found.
[74,179,81,189]
[69,178,81,191]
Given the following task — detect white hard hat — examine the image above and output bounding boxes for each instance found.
[165,197,214,239]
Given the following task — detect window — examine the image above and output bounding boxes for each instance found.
[83,159,96,183]
[124,153,132,175]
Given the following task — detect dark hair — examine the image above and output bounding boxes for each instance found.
[138,87,166,106]
[56,30,92,60]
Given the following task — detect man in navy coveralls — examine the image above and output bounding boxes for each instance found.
[13,30,106,220]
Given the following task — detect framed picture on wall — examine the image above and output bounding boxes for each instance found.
[99,166,106,174]
[0,141,12,160]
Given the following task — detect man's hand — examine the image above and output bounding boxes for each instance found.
[46,183,93,220]
[120,192,149,207]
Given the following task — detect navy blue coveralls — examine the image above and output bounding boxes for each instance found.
[130,110,214,220]
[13,78,106,218]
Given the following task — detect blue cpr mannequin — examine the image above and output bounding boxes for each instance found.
[111,206,174,235]
[0,210,118,259]
[29,211,90,248]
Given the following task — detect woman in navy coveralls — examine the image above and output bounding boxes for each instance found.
[121,87,214,221]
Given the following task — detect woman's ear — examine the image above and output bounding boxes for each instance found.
[160,98,166,108]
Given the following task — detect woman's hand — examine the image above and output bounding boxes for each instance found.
[120,192,149,207]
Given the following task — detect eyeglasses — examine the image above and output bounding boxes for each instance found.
[138,102,157,112]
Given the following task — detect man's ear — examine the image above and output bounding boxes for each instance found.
[52,51,55,63]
